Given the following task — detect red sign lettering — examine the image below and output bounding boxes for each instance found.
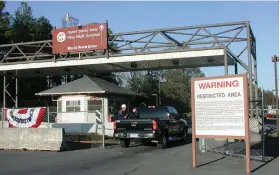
[198,80,239,89]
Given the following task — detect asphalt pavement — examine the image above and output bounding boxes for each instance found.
[0,136,278,175]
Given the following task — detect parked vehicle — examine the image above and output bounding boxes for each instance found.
[113,106,188,149]
[264,105,278,120]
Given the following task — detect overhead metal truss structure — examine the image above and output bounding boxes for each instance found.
[0,21,257,115]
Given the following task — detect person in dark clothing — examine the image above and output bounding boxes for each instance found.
[116,104,127,120]
[131,107,139,119]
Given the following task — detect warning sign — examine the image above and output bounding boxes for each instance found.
[191,74,250,174]
[193,76,246,137]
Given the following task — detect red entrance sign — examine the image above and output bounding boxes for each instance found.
[52,23,108,54]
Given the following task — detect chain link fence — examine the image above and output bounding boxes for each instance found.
[45,105,106,149]
[199,102,278,162]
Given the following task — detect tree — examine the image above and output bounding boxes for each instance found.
[0,1,11,45]
[161,68,204,113]
[6,2,53,105]
[126,71,145,92]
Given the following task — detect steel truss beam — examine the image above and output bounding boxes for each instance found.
[0,21,249,65]
[0,21,258,116]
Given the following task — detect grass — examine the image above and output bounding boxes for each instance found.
[267,130,278,138]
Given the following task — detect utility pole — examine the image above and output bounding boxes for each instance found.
[272,55,279,135]
[159,82,161,106]
[152,94,158,106]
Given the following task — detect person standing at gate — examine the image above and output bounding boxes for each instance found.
[116,104,128,120]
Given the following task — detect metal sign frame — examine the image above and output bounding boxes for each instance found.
[191,74,250,174]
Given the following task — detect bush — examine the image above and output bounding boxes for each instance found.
[267,130,278,138]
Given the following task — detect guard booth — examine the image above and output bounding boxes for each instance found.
[36,75,145,136]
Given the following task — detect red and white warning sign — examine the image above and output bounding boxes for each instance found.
[191,74,250,174]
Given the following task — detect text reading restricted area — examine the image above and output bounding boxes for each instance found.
[197,92,241,99]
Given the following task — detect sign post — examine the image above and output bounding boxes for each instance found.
[191,74,250,174]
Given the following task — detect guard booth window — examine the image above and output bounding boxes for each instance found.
[66,100,80,112]
[88,100,102,112]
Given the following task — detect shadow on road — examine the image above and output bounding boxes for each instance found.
[63,141,119,151]
[197,156,228,168]
[251,156,278,173]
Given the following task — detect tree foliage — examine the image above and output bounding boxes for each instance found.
[0,1,11,45]
[126,71,162,95]
[9,2,52,43]
[161,68,204,112]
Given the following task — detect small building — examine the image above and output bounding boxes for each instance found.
[36,75,145,136]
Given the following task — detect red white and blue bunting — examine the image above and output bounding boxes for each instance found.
[4,107,46,128]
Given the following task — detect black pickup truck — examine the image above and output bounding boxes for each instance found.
[113,106,188,149]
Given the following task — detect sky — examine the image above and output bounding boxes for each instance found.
[5,1,279,91]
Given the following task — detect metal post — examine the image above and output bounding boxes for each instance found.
[15,71,18,108]
[152,94,158,106]
[246,22,254,118]
[272,55,279,135]
[201,136,206,153]
[156,94,158,106]
[102,97,105,148]
[159,82,161,106]
[261,87,265,161]
[106,20,109,59]
[2,73,6,128]
[224,48,228,75]
[47,107,50,127]
[253,47,260,132]
[253,53,258,102]
[223,48,229,153]
[234,62,238,74]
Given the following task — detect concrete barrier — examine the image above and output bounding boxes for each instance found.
[52,123,96,133]
[0,128,65,151]
[0,121,9,128]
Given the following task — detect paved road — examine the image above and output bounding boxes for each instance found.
[0,139,278,175]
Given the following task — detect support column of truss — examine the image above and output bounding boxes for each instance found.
[246,22,254,118]
[2,73,19,126]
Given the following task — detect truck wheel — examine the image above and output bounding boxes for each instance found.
[157,134,168,149]
[120,139,130,148]
[182,128,188,144]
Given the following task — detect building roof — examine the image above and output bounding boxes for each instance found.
[36,76,144,96]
